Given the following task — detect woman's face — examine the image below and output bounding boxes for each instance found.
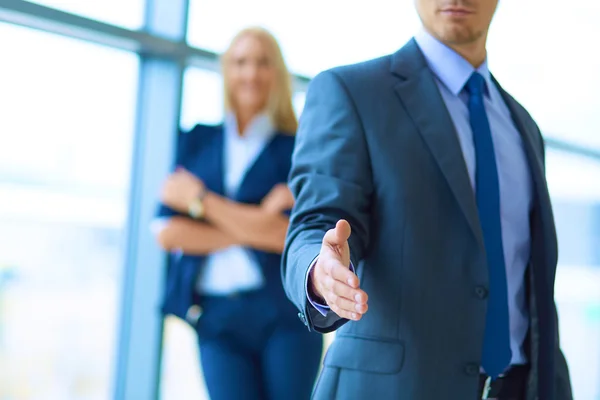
[227,34,276,115]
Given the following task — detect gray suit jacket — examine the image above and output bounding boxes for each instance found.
[282,39,572,400]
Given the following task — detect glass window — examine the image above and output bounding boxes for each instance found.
[488,0,600,150]
[546,148,600,400]
[160,316,208,399]
[186,0,420,77]
[27,0,145,29]
[187,0,600,151]
[159,66,224,399]
[0,22,138,400]
[180,68,224,131]
[293,91,306,118]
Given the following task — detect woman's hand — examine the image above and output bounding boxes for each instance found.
[261,183,294,213]
[161,168,205,213]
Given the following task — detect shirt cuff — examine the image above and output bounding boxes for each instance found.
[304,257,355,316]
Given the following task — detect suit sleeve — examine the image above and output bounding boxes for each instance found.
[156,203,184,218]
[282,70,374,333]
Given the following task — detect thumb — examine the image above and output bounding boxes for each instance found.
[334,219,351,244]
[323,219,351,247]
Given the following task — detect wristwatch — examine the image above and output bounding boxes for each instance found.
[187,190,207,219]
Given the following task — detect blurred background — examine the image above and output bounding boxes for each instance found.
[0,0,598,399]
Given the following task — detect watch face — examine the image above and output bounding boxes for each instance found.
[185,304,203,325]
[188,199,204,218]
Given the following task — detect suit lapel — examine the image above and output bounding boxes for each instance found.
[494,81,558,392]
[493,78,558,268]
[191,128,283,203]
[391,40,484,248]
[234,135,282,203]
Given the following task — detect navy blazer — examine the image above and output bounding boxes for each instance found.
[157,123,296,325]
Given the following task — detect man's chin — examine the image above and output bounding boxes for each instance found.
[440,28,481,46]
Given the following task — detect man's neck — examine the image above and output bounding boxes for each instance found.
[449,42,487,68]
[425,27,489,68]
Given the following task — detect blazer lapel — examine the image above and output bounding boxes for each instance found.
[493,79,558,268]
[391,39,484,248]
[494,81,559,392]
[234,135,282,203]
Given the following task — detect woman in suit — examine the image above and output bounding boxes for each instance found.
[154,27,323,400]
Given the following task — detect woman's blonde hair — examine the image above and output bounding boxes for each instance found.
[221,26,297,135]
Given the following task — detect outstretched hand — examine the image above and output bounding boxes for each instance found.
[309,220,368,321]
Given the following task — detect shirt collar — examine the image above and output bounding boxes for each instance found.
[224,111,275,141]
[414,28,492,98]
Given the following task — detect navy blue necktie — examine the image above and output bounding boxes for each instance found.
[465,72,512,379]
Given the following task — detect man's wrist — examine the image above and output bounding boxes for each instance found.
[307,268,325,303]
[305,257,331,317]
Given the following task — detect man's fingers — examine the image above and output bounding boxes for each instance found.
[326,290,369,314]
[332,280,368,305]
[315,225,368,322]
[326,260,359,288]
[317,264,369,320]
[321,275,367,303]
[330,304,363,321]
[323,219,351,247]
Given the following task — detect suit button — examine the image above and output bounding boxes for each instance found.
[464,363,479,376]
[298,312,308,326]
[474,286,488,299]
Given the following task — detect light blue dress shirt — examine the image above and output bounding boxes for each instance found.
[308,28,533,367]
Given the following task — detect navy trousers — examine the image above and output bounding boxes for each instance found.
[195,289,323,400]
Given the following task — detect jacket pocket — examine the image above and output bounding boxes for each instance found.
[323,335,405,374]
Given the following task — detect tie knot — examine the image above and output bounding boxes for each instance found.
[465,72,486,96]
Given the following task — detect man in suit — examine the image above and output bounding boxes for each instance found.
[282,0,573,399]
